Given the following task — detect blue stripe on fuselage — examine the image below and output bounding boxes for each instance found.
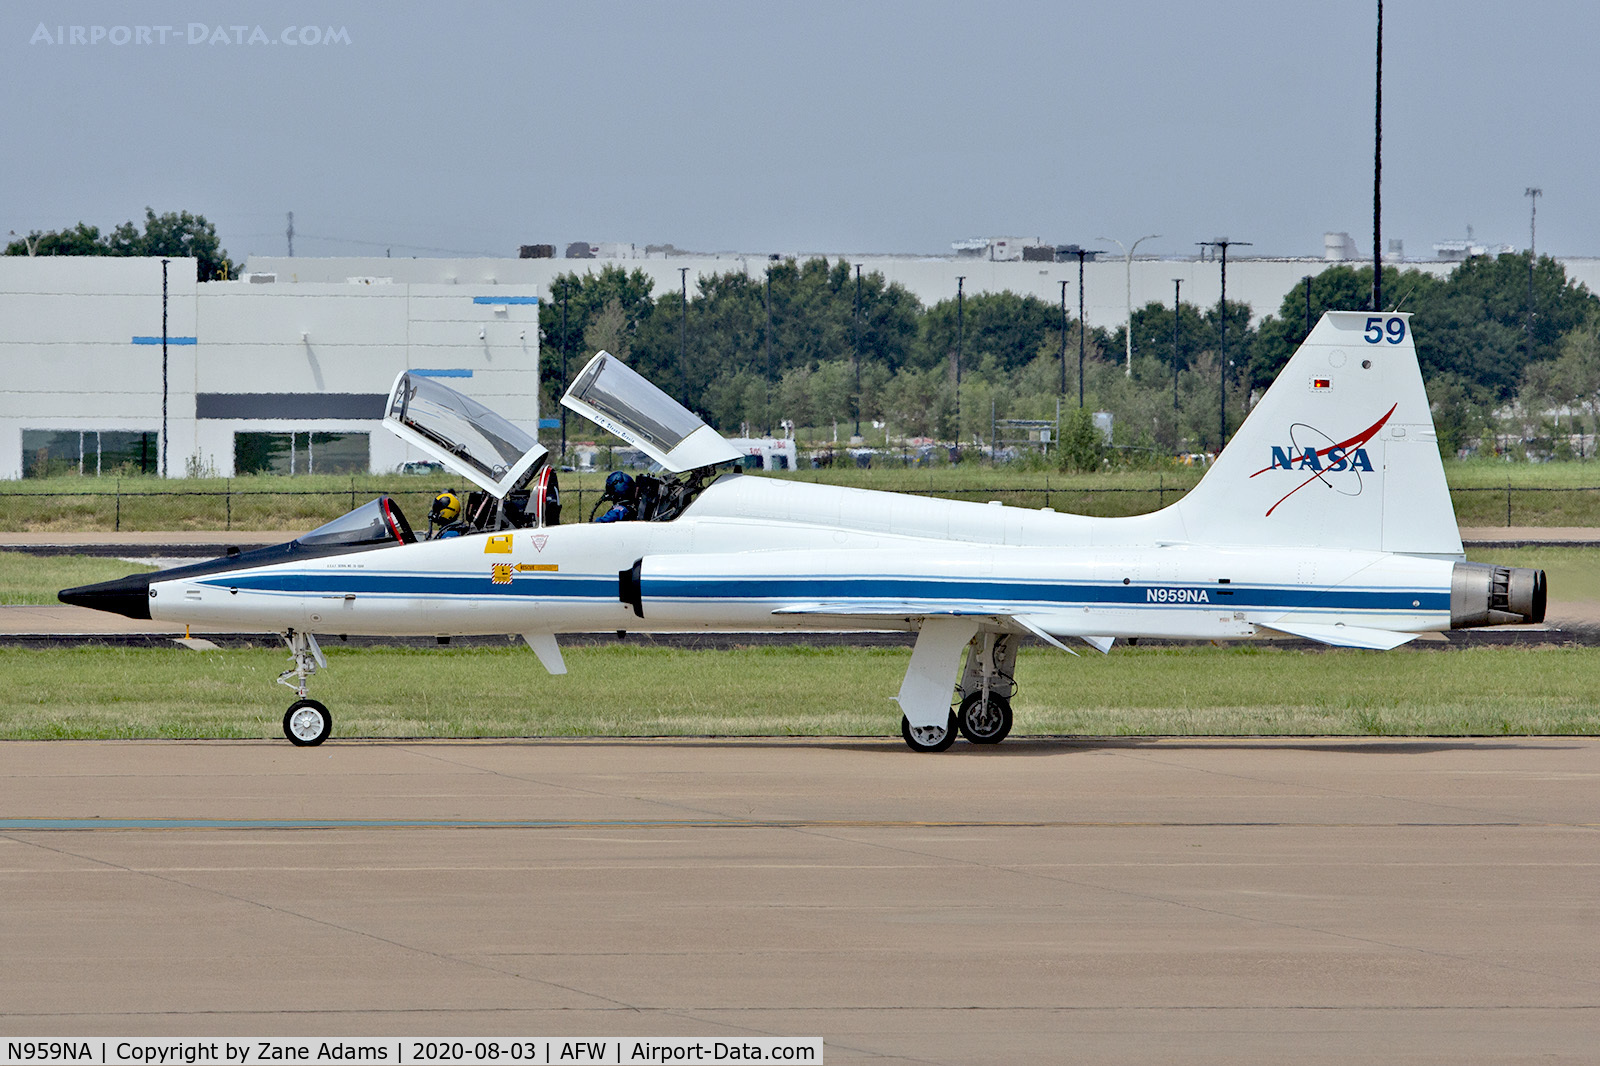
[195,571,617,599]
[192,569,1448,614]
[641,574,1448,613]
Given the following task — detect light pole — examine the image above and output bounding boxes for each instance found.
[1171,278,1182,418]
[955,276,965,442]
[160,258,170,478]
[1525,187,1542,360]
[765,265,774,434]
[853,263,862,439]
[1373,0,1383,312]
[1526,186,1541,258]
[1058,279,1069,397]
[1197,238,1250,448]
[1061,247,1101,408]
[1098,234,1159,375]
[678,267,689,399]
[558,279,569,462]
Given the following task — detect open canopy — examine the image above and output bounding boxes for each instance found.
[383,372,547,498]
[561,351,741,473]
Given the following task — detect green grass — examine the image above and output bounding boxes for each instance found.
[4,460,1600,530]
[0,643,1593,741]
[1464,547,1600,604]
[1443,459,1600,488]
[0,553,156,605]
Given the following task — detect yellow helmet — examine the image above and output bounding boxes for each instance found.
[431,491,461,523]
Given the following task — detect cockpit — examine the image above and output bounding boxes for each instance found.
[316,354,745,548]
[299,496,416,547]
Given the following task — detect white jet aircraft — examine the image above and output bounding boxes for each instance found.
[62,311,1545,750]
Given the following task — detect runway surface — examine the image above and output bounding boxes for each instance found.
[2,737,1596,1063]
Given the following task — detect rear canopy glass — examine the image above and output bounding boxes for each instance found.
[565,353,705,454]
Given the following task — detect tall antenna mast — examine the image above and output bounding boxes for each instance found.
[1372,0,1383,311]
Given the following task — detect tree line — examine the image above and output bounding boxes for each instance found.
[11,212,1595,463]
[541,254,1600,463]
[6,209,235,281]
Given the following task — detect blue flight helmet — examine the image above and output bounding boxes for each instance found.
[605,471,634,500]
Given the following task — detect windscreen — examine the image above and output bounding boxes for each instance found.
[565,352,706,453]
[388,373,538,484]
[298,498,405,548]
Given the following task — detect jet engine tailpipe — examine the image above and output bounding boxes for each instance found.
[1450,562,1546,628]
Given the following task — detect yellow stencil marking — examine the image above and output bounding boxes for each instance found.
[491,564,513,585]
[484,534,513,554]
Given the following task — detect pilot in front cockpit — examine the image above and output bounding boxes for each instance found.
[429,491,463,537]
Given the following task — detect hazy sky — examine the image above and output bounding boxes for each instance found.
[5,1,1595,262]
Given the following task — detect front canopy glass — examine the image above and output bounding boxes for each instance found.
[383,373,546,497]
[298,497,415,548]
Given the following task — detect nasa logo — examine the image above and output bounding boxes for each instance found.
[1266,446,1374,473]
[1248,404,1397,517]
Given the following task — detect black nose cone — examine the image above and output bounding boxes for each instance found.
[59,573,153,620]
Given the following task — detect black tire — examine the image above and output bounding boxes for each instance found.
[901,711,958,753]
[957,691,1013,744]
[283,699,332,746]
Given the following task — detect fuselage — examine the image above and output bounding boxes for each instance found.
[148,473,1460,641]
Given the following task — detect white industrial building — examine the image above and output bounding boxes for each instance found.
[0,257,540,480]
[8,244,1600,480]
[247,250,1600,334]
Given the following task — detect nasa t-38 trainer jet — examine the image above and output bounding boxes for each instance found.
[61,311,1545,751]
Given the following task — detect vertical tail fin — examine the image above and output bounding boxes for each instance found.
[1173,311,1461,556]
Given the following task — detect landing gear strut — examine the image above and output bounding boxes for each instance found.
[956,632,1016,745]
[278,630,332,746]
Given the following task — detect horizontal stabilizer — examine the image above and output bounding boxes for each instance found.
[1258,621,1419,650]
[1013,615,1114,654]
[1011,616,1079,655]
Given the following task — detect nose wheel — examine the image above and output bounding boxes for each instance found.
[284,699,332,746]
[277,629,332,745]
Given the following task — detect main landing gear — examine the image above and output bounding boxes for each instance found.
[901,712,958,753]
[956,631,1015,744]
[278,629,332,746]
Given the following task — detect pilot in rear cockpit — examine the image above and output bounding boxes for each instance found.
[594,471,637,523]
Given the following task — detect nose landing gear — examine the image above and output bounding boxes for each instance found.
[284,698,332,746]
[277,630,332,746]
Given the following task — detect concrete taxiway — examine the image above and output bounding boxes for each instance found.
[1,737,1596,1063]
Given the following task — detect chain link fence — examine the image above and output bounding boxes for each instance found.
[4,479,1599,532]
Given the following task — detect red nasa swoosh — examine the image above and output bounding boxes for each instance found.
[1248,404,1397,517]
